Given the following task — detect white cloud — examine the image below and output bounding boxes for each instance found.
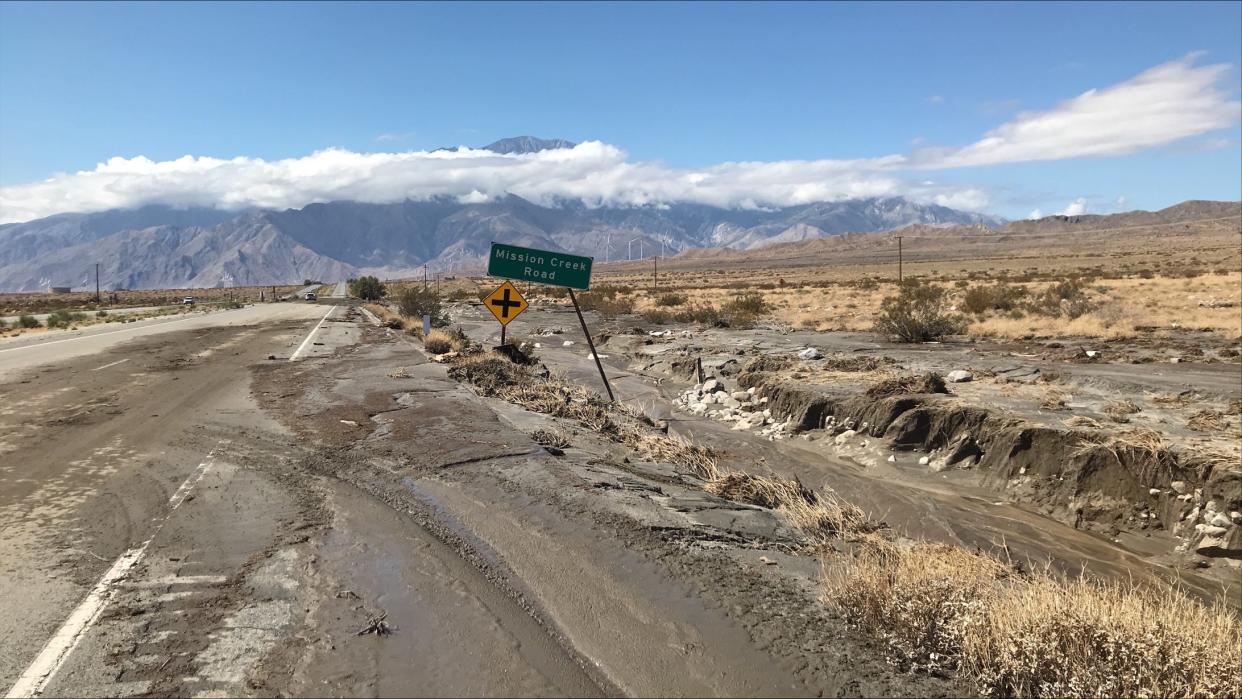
[374,132,413,143]
[927,95,945,105]
[1061,197,1087,216]
[0,54,1237,224]
[0,143,982,224]
[1114,195,1128,212]
[1027,208,1042,220]
[909,53,1240,169]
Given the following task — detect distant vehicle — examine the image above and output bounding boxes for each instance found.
[304,292,318,301]
[182,296,196,305]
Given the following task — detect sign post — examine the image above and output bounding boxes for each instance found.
[483,280,529,346]
[488,242,614,401]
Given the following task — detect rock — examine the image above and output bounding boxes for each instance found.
[1170,480,1188,494]
[562,340,575,347]
[723,397,742,409]
[887,455,896,462]
[1085,350,1099,358]
[797,347,823,360]
[730,391,750,402]
[747,387,756,395]
[1231,511,1242,524]
[533,342,542,349]
[943,434,982,467]
[689,403,708,416]
[702,378,725,394]
[833,429,857,446]
[339,420,358,427]
[1169,357,1181,364]
[1149,488,1162,496]
[946,370,973,383]
[1209,512,1233,528]
[1201,525,1229,537]
[918,456,931,466]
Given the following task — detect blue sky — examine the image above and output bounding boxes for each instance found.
[1,1,1239,222]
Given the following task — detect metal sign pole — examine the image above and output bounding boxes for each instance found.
[568,289,616,402]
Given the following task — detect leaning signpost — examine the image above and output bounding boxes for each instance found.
[486,242,614,401]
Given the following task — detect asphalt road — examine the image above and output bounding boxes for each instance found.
[327,281,348,298]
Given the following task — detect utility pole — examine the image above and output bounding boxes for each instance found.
[94,263,100,302]
[897,236,904,284]
[653,255,658,292]
[424,265,428,291]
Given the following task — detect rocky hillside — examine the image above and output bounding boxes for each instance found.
[0,192,1003,291]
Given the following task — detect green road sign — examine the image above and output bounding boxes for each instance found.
[488,242,593,290]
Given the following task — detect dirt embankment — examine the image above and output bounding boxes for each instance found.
[734,360,1242,559]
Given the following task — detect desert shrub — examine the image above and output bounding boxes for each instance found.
[576,291,634,317]
[726,291,767,316]
[221,300,243,309]
[445,288,475,302]
[350,275,387,301]
[395,286,443,323]
[874,282,964,342]
[961,283,1026,315]
[672,303,724,326]
[641,309,671,324]
[655,292,687,307]
[1030,279,1093,318]
[95,309,108,317]
[45,310,86,328]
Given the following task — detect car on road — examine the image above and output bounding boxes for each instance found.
[304,292,317,301]
[182,296,196,305]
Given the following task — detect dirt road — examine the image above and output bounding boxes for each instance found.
[2,301,952,697]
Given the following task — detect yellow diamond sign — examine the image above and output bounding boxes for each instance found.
[483,281,529,326]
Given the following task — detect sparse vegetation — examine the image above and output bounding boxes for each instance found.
[874,282,964,342]
[706,472,875,543]
[44,310,86,328]
[350,275,387,301]
[654,292,687,307]
[961,282,1026,315]
[423,328,466,354]
[395,286,444,323]
[826,537,1242,698]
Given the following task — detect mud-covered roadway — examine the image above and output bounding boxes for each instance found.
[1,300,969,698]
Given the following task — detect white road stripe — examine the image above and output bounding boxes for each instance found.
[289,306,335,361]
[91,358,131,371]
[4,444,226,699]
[0,307,250,355]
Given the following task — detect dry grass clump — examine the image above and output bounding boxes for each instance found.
[960,577,1242,698]
[707,472,874,543]
[1187,409,1230,433]
[1040,391,1069,411]
[529,428,571,449]
[1103,399,1141,417]
[1062,415,1103,430]
[1148,390,1200,406]
[1072,427,1168,462]
[423,329,465,355]
[826,538,1242,697]
[866,372,949,397]
[826,538,1011,673]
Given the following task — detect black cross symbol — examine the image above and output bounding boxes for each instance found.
[490,288,523,318]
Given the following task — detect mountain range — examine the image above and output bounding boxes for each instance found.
[0,136,1011,291]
